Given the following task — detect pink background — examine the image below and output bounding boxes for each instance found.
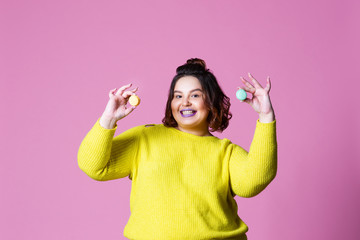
[1,0,359,239]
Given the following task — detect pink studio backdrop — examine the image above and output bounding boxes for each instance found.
[1,0,359,239]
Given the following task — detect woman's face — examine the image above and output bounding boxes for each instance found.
[171,76,210,134]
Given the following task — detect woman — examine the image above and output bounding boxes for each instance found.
[78,58,277,240]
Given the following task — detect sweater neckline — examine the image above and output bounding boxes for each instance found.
[165,125,219,140]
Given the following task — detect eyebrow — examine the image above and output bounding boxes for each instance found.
[174,88,203,93]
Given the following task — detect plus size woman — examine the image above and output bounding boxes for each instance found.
[78,58,277,240]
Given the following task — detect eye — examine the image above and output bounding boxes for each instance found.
[191,94,200,98]
[174,95,182,99]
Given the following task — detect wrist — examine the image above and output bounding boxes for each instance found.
[99,115,117,129]
[259,111,275,123]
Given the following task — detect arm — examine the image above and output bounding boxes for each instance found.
[230,73,277,197]
[77,84,140,181]
[77,119,141,181]
[229,120,277,197]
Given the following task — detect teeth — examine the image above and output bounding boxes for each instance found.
[182,110,194,115]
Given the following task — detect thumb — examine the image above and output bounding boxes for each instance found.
[124,106,136,117]
[242,98,252,105]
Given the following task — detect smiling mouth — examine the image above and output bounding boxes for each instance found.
[180,109,197,117]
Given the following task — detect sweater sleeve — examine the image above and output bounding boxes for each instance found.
[229,120,277,198]
[77,119,141,181]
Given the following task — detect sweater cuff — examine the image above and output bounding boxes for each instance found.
[254,119,277,141]
[256,119,276,126]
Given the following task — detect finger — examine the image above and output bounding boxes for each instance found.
[123,90,135,99]
[131,87,139,93]
[109,88,117,98]
[123,86,139,98]
[238,86,255,94]
[248,73,263,89]
[240,77,255,91]
[115,83,132,96]
[264,76,271,92]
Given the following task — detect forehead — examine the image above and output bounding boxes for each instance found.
[174,76,202,91]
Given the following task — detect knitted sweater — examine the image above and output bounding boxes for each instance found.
[78,119,277,240]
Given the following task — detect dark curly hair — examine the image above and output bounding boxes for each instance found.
[162,58,232,132]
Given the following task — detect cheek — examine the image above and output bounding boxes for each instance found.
[171,100,177,112]
[198,99,208,110]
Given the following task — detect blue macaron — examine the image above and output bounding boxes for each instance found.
[236,89,247,101]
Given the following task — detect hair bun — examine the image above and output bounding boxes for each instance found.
[176,58,208,75]
[186,58,207,70]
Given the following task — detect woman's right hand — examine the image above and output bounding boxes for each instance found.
[99,84,138,129]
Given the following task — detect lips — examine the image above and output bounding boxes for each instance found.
[180,109,197,117]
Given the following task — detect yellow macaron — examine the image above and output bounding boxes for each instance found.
[129,94,141,106]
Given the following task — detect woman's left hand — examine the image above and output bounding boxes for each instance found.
[239,73,275,123]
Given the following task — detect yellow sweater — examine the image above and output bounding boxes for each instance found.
[78,119,277,240]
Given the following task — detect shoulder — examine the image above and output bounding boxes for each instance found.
[218,137,247,154]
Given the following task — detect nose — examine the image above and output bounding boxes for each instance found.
[182,97,191,106]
